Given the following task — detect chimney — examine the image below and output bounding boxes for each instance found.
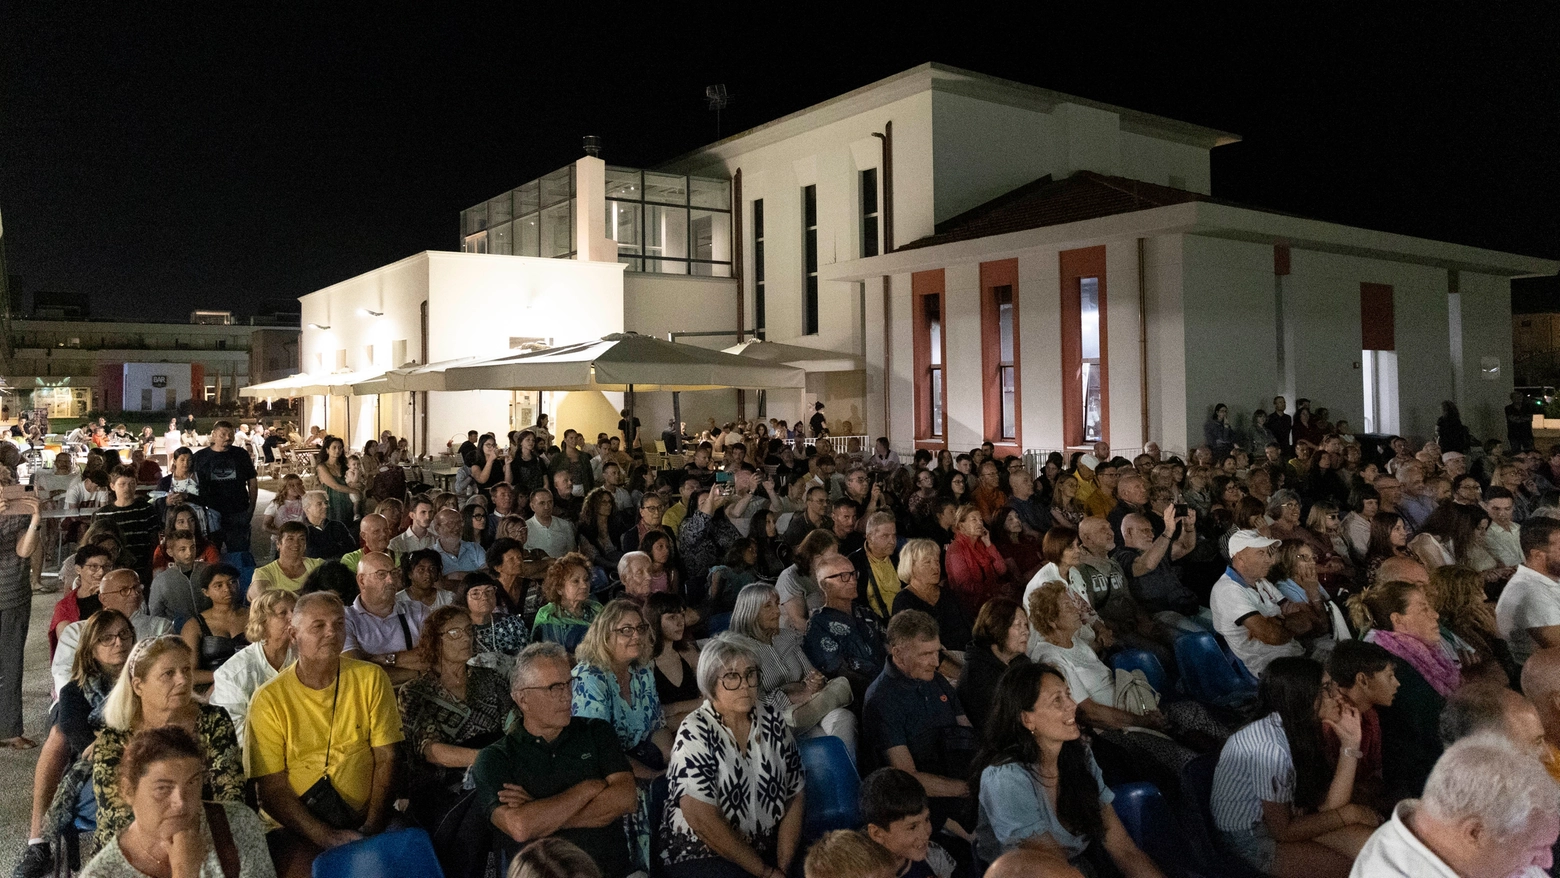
[582,135,603,158]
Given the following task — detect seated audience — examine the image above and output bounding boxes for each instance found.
[341,551,431,685]
[52,569,175,697]
[248,522,323,602]
[956,597,1031,736]
[646,591,702,732]
[399,605,512,830]
[803,830,896,878]
[1436,683,1549,760]
[1324,639,1397,814]
[400,547,455,610]
[1210,657,1377,878]
[891,538,972,654]
[49,544,113,657]
[456,573,529,670]
[1351,733,1559,877]
[532,553,603,652]
[472,642,635,878]
[211,589,296,750]
[1496,516,1560,666]
[433,507,487,573]
[1430,563,1518,685]
[1211,529,1309,676]
[775,529,837,632]
[943,504,1010,621]
[509,838,606,878]
[972,661,1163,876]
[300,490,355,560]
[77,726,274,878]
[658,636,804,878]
[179,563,248,685]
[1521,647,1560,779]
[248,592,404,878]
[860,768,957,878]
[852,512,902,619]
[340,513,398,572]
[803,552,886,688]
[149,528,211,624]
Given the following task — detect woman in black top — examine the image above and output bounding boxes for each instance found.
[956,597,1031,735]
[507,429,548,497]
[647,592,703,732]
[468,433,506,495]
[890,538,972,652]
[179,564,248,686]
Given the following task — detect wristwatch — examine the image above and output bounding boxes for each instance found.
[382,652,398,667]
[1342,746,1364,760]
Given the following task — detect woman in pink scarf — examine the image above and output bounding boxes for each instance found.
[1349,579,1462,799]
[944,504,1012,620]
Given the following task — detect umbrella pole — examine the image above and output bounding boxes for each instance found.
[672,391,681,450]
[626,384,635,451]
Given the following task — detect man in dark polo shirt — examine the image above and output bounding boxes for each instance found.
[861,610,974,837]
[472,642,635,878]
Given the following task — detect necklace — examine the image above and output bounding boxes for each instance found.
[125,825,169,871]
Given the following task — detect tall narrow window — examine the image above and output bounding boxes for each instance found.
[996,287,1016,440]
[926,295,943,438]
[1080,278,1102,442]
[753,199,766,339]
[860,168,879,257]
[1060,246,1108,447]
[803,185,819,335]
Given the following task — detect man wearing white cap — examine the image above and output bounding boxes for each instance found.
[1210,529,1309,676]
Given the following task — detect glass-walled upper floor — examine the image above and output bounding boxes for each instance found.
[460,163,731,277]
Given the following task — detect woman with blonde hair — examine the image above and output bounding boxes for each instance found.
[508,837,602,878]
[891,538,971,653]
[1426,564,1517,685]
[571,599,667,872]
[210,589,296,749]
[85,636,244,847]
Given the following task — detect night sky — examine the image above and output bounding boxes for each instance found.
[3,6,1558,321]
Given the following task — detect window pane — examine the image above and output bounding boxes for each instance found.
[606,200,641,253]
[490,221,512,256]
[540,167,573,208]
[645,205,688,260]
[862,215,879,258]
[1000,365,1016,440]
[690,210,730,263]
[804,185,817,227]
[754,240,765,283]
[930,367,943,437]
[644,172,688,206]
[691,261,732,278]
[605,166,641,200]
[1083,363,1103,442]
[617,256,643,272]
[753,199,764,238]
[645,258,688,275]
[515,181,540,216]
[488,195,512,225]
[861,168,878,215]
[463,205,487,235]
[804,277,819,334]
[929,309,942,367]
[517,213,539,257]
[540,203,571,258]
[997,287,1014,363]
[690,176,730,209]
[1080,277,1101,360]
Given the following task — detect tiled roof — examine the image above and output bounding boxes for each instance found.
[898,171,1212,251]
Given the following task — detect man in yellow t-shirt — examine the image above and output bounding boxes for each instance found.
[248,591,403,874]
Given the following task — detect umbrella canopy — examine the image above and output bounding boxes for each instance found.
[376,351,538,394]
[239,372,330,398]
[437,333,806,392]
[721,339,863,372]
[239,370,385,398]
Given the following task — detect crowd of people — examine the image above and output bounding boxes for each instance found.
[8,395,1560,878]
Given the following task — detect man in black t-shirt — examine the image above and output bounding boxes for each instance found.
[456,430,479,467]
[192,420,258,554]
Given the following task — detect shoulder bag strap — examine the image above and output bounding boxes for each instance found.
[203,802,240,878]
[397,612,414,652]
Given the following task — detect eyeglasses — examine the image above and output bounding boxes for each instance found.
[613,623,650,639]
[99,584,140,598]
[520,682,572,699]
[363,568,395,580]
[80,563,110,573]
[822,570,858,583]
[442,626,474,640]
[466,585,497,599]
[95,630,135,645]
[719,668,762,690]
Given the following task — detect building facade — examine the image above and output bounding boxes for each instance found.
[287,63,1556,455]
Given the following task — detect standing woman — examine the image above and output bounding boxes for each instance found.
[179,564,249,687]
[647,592,703,732]
[972,661,1163,876]
[506,430,547,498]
[1204,403,1236,460]
[23,610,132,878]
[1210,657,1377,878]
[87,637,245,847]
[0,481,41,748]
[210,590,296,750]
[572,600,669,873]
[313,435,355,524]
[399,605,512,830]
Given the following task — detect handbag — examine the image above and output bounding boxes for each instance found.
[1112,668,1161,717]
[299,673,361,831]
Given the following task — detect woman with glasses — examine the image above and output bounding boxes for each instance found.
[21,610,133,878]
[659,636,804,878]
[571,599,667,872]
[1210,657,1377,878]
[210,590,296,750]
[455,572,529,674]
[399,605,513,831]
[1266,489,1307,542]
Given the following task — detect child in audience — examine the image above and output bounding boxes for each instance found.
[804,830,897,878]
[861,768,957,878]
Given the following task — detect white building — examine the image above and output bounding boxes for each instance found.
[291,63,1556,455]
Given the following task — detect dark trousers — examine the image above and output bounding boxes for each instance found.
[215,508,253,554]
[663,857,776,878]
[0,604,29,738]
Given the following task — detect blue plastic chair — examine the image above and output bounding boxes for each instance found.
[1174,631,1256,707]
[1213,632,1262,688]
[1181,754,1268,878]
[798,735,861,840]
[222,551,256,592]
[312,827,445,878]
[706,612,733,636]
[1111,782,1215,878]
[1109,648,1170,696]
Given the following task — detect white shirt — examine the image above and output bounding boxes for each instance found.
[1029,636,1115,707]
[524,514,576,559]
[1486,520,1523,568]
[1496,563,1560,666]
[387,527,437,554]
[52,610,174,697]
[1210,571,1303,677]
[1350,800,1546,877]
[210,641,293,750]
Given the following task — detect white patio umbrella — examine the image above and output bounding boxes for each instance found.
[438,333,806,392]
[721,338,864,372]
[239,372,331,398]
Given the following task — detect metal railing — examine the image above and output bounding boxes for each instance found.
[803,435,871,458]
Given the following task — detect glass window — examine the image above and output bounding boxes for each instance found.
[691,261,732,278]
[606,200,641,254]
[540,203,572,258]
[1080,277,1102,442]
[540,167,573,208]
[860,168,879,258]
[488,194,512,226]
[645,258,688,275]
[490,221,513,256]
[753,199,766,338]
[803,185,818,335]
[514,180,540,217]
[996,286,1016,440]
[462,205,487,236]
[690,210,730,263]
[643,172,688,206]
[517,214,540,257]
[618,256,643,272]
[926,294,943,438]
[690,176,730,209]
[606,167,641,200]
[645,205,689,261]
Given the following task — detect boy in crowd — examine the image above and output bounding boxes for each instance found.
[861,768,957,878]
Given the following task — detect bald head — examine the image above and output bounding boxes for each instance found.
[1078,516,1114,554]
[1376,555,1430,588]
[99,568,143,616]
[359,513,390,552]
[1120,513,1154,551]
[1523,649,1560,738]
[433,508,463,538]
[986,846,1084,878]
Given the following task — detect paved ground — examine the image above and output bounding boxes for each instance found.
[0,489,277,876]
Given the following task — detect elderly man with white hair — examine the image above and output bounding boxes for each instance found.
[1350,732,1560,877]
